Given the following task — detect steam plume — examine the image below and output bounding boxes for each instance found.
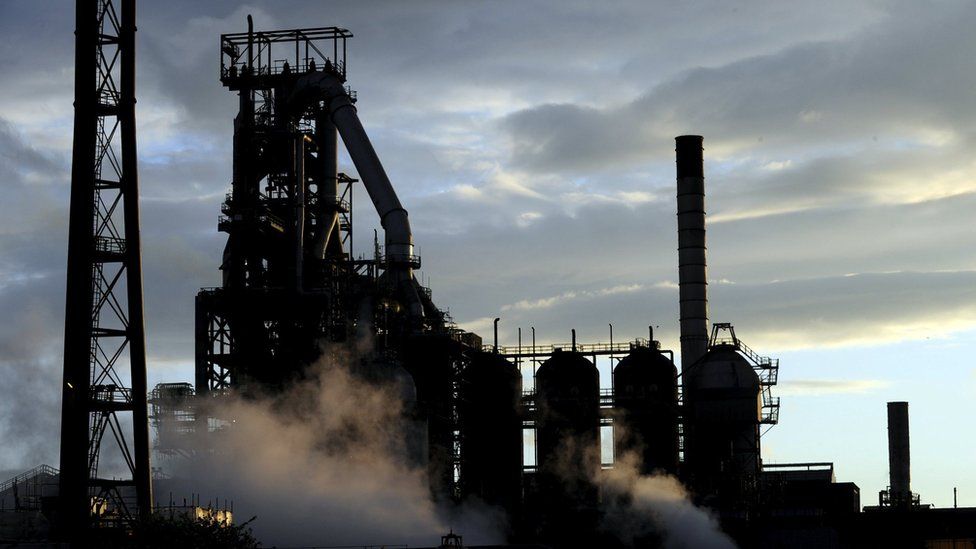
[160,351,503,546]
[598,451,736,549]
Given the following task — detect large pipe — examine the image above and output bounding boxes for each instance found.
[292,134,305,291]
[313,114,341,259]
[676,135,709,376]
[288,72,423,320]
[493,317,500,353]
[119,0,153,518]
[887,401,911,504]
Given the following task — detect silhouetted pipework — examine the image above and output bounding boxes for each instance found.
[197,21,435,395]
[613,344,679,475]
[195,20,472,503]
[59,0,152,537]
[459,352,523,510]
[676,135,709,373]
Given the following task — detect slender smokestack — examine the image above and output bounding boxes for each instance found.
[887,401,911,504]
[676,135,708,375]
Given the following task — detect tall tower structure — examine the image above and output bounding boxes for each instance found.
[675,135,709,374]
[59,0,152,536]
[192,21,477,502]
[195,25,363,394]
[196,23,440,395]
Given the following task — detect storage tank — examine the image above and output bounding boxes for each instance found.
[613,345,679,475]
[535,349,601,484]
[459,352,523,510]
[683,343,761,493]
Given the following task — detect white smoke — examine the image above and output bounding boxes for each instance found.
[159,350,505,547]
[597,451,737,549]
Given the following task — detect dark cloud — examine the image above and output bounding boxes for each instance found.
[501,1,976,173]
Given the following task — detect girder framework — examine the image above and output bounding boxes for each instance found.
[59,0,152,537]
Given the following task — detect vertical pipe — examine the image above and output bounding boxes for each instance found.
[675,135,709,376]
[120,1,153,517]
[228,69,255,289]
[292,134,305,291]
[493,318,500,353]
[61,0,99,535]
[887,401,911,504]
[313,113,339,259]
[246,15,254,70]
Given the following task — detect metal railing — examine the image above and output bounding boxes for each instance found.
[0,464,58,496]
[91,383,132,404]
[94,235,126,255]
[220,26,353,84]
[715,331,781,426]
[487,340,650,356]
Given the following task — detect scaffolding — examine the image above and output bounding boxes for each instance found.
[148,383,197,458]
[0,465,59,512]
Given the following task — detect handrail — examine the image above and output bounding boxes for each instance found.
[0,464,59,494]
[486,339,654,356]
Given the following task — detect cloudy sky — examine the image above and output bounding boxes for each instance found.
[1,0,974,509]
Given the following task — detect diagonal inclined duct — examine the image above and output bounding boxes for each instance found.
[288,72,423,320]
[675,135,709,375]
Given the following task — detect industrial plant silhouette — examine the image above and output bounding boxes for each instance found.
[1,2,975,548]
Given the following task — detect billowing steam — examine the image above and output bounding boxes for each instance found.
[160,351,504,547]
[157,349,735,548]
[597,451,736,549]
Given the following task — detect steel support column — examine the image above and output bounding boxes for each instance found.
[59,0,152,538]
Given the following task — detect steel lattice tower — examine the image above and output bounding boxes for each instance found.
[59,0,152,537]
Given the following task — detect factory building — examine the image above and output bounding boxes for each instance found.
[146,38,797,542]
[169,30,794,537]
[5,6,975,546]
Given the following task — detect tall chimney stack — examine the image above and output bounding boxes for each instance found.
[887,401,911,505]
[676,135,709,375]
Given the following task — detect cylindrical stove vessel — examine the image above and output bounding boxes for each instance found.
[459,352,523,511]
[676,135,709,375]
[536,350,601,479]
[887,401,911,503]
[534,349,601,543]
[613,346,679,475]
[683,344,761,497]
